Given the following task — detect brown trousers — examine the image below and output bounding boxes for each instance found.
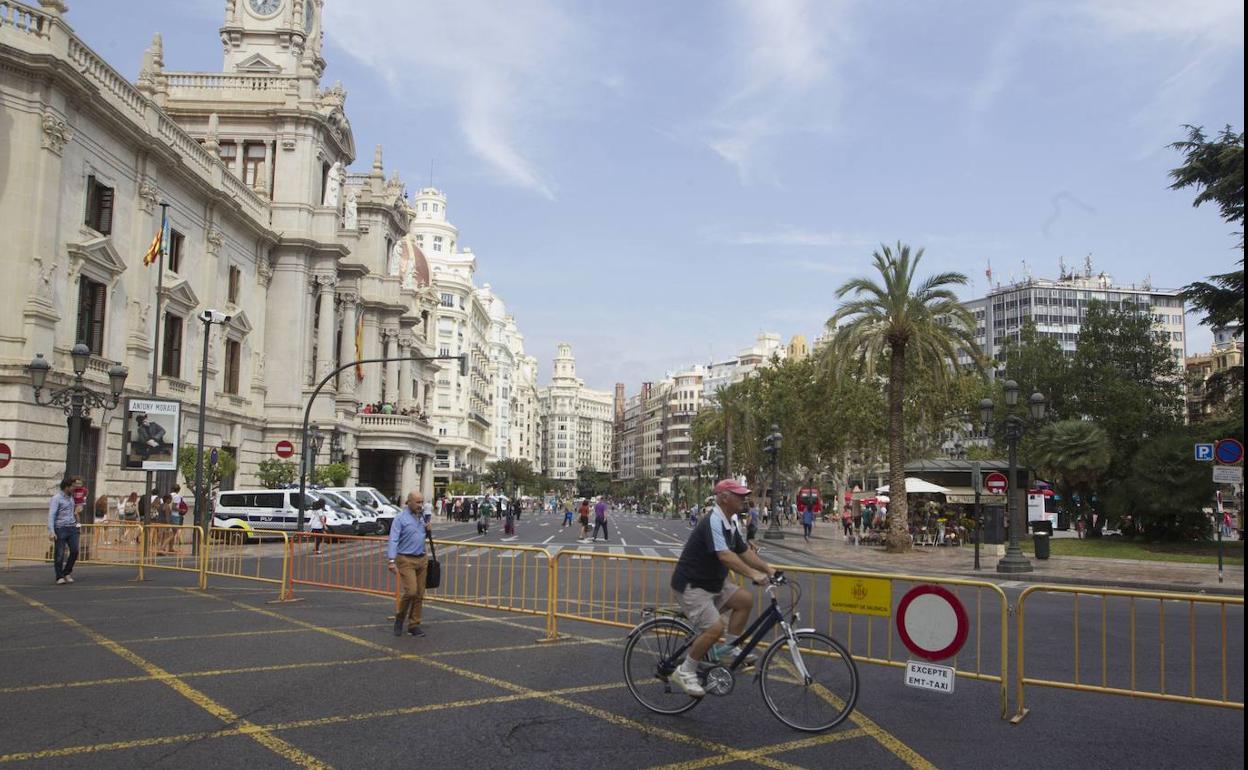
[395,553,428,629]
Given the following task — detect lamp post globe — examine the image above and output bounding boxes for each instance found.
[27,353,51,391]
[70,343,90,376]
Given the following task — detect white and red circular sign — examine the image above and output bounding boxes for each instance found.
[275,440,295,458]
[896,584,969,661]
[984,472,1008,494]
[0,442,11,469]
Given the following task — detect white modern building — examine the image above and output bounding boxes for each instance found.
[702,332,788,401]
[961,264,1187,366]
[538,345,613,480]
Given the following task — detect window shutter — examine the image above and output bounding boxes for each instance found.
[75,276,91,345]
[89,280,106,354]
[84,176,97,228]
[96,186,114,235]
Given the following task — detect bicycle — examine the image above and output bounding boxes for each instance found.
[622,573,859,732]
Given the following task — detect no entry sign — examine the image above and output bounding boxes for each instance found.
[984,472,1008,495]
[275,440,295,458]
[0,442,11,469]
[896,584,969,661]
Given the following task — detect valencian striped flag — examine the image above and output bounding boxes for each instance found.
[142,209,170,267]
[355,312,365,381]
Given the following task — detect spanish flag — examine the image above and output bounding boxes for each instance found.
[142,211,170,267]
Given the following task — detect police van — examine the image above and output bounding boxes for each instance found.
[212,489,354,535]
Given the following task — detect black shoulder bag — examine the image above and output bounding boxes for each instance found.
[424,533,441,589]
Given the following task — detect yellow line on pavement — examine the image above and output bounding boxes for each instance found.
[0,730,246,763]
[638,729,868,770]
[0,585,333,770]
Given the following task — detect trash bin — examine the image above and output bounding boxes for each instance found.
[1030,519,1053,536]
[1032,532,1050,560]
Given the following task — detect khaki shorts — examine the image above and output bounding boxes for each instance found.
[676,581,741,634]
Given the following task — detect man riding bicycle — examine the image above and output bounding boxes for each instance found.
[670,478,776,697]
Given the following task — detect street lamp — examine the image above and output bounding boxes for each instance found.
[981,380,1046,574]
[193,310,231,534]
[763,425,784,540]
[306,423,325,479]
[27,346,129,516]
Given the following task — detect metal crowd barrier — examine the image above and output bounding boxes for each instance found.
[1013,585,1245,721]
[205,527,291,600]
[288,532,393,598]
[550,550,1010,717]
[6,523,143,570]
[140,524,200,578]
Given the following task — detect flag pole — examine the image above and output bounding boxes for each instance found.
[142,202,169,524]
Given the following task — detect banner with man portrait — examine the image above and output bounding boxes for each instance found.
[121,398,181,471]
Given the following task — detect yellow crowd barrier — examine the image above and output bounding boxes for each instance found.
[205,527,291,600]
[1013,585,1245,721]
[140,524,200,578]
[6,523,143,569]
[288,532,393,598]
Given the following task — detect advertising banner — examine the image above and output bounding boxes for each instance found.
[121,398,181,472]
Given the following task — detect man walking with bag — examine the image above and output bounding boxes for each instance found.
[388,492,432,638]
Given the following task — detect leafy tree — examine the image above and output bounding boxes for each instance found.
[486,458,536,496]
[1120,428,1217,541]
[576,466,611,498]
[1169,125,1244,334]
[256,458,297,488]
[177,446,238,503]
[444,480,477,497]
[1030,420,1111,536]
[999,320,1073,421]
[312,462,350,487]
[828,243,980,552]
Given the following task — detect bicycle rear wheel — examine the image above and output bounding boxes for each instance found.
[623,617,701,715]
[759,631,858,732]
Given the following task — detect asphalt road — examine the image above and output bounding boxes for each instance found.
[0,508,1241,769]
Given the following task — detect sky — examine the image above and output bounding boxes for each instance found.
[69,0,1244,392]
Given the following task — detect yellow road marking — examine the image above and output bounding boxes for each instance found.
[0,585,333,770]
[638,729,868,770]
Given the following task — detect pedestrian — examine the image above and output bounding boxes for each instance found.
[592,498,609,541]
[801,502,814,542]
[48,475,83,584]
[746,503,759,542]
[504,498,516,536]
[422,498,433,527]
[310,498,327,554]
[155,493,177,554]
[578,499,592,541]
[388,492,432,638]
[841,506,853,541]
[562,500,574,528]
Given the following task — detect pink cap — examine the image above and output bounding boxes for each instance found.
[713,478,751,495]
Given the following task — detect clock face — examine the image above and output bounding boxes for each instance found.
[248,0,283,17]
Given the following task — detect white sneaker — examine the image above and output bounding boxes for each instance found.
[672,664,705,697]
[63,575,74,583]
[56,577,66,585]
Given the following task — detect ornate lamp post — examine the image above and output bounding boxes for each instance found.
[28,345,128,516]
[981,380,1047,574]
[763,425,784,540]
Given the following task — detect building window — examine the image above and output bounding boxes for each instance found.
[243,143,267,188]
[75,276,107,355]
[161,313,183,378]
[84,176,114,235]
[433,236,443,252]
[422,202,428,212]
[433,203,439,213]
[228,266,241,304]
[440,293,454,308]
[168,229,185,273]
[224,339,241,394]
[219,142,237,168]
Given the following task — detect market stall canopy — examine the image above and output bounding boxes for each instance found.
[876,478,951,495]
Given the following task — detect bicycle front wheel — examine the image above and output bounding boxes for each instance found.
[623,617,701,715]
[759,631,858,732]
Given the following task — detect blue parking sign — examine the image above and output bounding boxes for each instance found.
[1194,443,1215,462]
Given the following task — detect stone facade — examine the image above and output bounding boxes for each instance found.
[538,345,613,480]
[0,0,473,527]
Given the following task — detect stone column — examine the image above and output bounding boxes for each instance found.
[397,336,412,410]
[264,141,275,197]
[338,292,358,398]
[233,139,244,179]
[304,277,317,386]
[400,452,419,498]
[315,276,336,382]
[420,455,434,502]
[383,331,400,406]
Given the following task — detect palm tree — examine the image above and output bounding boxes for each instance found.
[828,243,979,552]
[1030,420,1111,536]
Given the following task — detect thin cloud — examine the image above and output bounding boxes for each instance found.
[707,0,856,183]
[324,0,576,199]
[716,226,874,248]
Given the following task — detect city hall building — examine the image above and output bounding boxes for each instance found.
[0,0,492,526]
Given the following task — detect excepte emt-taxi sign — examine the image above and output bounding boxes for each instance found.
[830,576,892,617]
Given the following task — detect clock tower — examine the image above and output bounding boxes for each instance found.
[220,0,324,78]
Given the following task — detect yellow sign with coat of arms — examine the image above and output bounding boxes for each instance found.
[830,576,892,617]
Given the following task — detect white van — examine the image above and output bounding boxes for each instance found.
[213,489,354,535]
[327,487,400,533]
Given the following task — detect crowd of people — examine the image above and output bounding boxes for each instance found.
[358,401,430,421]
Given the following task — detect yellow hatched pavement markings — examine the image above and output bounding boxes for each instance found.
[207,592,929,770]
[638,729,867,770]
[0,585,333,770]
[0,681,623,764]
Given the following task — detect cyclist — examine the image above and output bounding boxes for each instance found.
[669,478,776,697]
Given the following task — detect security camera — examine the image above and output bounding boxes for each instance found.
[200,309,232,325]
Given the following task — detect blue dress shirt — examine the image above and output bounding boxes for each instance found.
[387,506,429,559]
